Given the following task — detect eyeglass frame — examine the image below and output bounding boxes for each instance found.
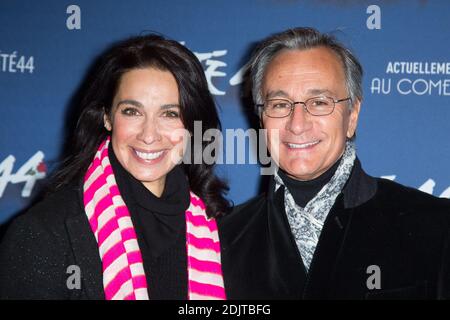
[256,96,352,118]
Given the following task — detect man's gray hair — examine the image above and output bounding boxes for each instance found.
[249,27,363,113]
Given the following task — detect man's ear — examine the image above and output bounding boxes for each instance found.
[104,112,112,131]
[259,108,266,128]
[347,99,361,139]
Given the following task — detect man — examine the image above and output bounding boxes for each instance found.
[218,27,450,299]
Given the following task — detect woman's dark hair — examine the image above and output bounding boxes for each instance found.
[52,34,231,217]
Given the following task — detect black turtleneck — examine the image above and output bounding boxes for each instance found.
[278,157,342,208]
[109,145,190,299]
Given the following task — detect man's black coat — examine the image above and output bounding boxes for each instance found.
[218,159,450,299]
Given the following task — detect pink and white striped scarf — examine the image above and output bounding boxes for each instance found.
[83,137,226,300]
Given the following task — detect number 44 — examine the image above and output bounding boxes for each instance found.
[0,151,46,198]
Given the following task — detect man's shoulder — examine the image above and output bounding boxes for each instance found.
[234,193,268,213]
[375,177,450,210]
[368,177,450,230]
[217,193,268,245]
[221,193,267,223]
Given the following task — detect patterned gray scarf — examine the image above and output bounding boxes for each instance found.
[274,140,356,271]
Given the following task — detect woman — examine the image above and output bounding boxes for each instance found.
[0,34,230,300]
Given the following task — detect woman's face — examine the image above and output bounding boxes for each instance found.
[105,67,187,196]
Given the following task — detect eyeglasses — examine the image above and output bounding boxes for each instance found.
[256,96,352,118]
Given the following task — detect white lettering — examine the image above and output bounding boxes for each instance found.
[366,265,381,290]
[366,5,381,30]
[0,152,46,198]
[66,5,81,30]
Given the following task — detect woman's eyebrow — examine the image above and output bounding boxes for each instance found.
[116,101,180,109]
[116,99,144,109]
[160,104,181,110]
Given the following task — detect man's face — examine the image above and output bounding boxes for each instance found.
[261,47,360,181]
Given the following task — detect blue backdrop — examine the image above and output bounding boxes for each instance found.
[1,0,449,224]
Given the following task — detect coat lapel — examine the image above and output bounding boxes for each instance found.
[266,185,308,298]
[65,212,104,299]
[302,194,354,299]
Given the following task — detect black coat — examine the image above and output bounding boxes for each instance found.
[0,184,104,299]
[218,159,450,299]
[0,174,189,300]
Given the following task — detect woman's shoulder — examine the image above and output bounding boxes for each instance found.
[8,183,83,237]
[0,183,85,299]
